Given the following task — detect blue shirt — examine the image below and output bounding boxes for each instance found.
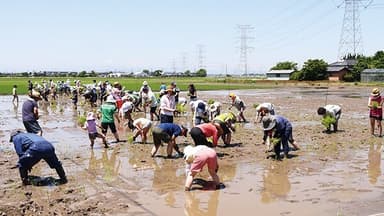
[157,123,182,137]
[12,133,54,156]
[274,115,292,137]
[22,98,38,121]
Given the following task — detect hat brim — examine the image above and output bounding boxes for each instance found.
[371,93,380,96]
[262,121,276,131]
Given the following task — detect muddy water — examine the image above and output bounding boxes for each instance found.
[1,86,384,215]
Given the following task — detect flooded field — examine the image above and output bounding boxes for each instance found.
[1,85,384,216]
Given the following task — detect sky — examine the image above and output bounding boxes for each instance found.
[0,0,383,74]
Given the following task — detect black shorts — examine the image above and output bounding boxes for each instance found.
[190,127,212,147]
[152,127,171,146]
[101,122,117,133]
[88,132,103,140]
[150,106,157,113]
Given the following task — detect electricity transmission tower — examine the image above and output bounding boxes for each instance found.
[237,25,254,76]
[338,0,373,59]
[197,44,205,70]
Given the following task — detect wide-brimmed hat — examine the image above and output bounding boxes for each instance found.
[210,103,219,112]
[143,81,148,86]
[30,90,42,100]
[371,88,380,96]
[106,95,116,103]
[86,112,96,120]
[229,93,236,98]
[262,115,276,131]
[9,130,22,142]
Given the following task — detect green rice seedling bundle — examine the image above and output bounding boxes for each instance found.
[77,115,86,127]
[207,99,215,105]
[176,103,186,113]
[321,114,336,129]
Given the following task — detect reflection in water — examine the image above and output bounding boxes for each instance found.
[260,162,291,203]
[87,147,121,182]
[151,160,184,206]
[184,191,219,216]
[368,143,382,184]
[13,103,19,118]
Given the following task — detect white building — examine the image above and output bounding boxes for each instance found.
[266,70,294,80]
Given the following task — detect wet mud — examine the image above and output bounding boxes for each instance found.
[1,85,384,215]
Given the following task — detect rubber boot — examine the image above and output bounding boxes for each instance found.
[19,168,30,185]
[55,165,68,184]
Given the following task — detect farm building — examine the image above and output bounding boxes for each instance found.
[327,59,356,81]
[266,70,294,80]
[361,69,384,82]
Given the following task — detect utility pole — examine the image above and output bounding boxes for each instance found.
[338,0,372,59]
[237,25,254,76]
[197,44,205,70]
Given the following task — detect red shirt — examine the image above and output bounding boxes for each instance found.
[196,123,218,147]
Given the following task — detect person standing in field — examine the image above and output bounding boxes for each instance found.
[98,95,120,143]
[368,88,383,137]
[82,112,108,149]
[188,84,197,101]
[22,90,43,136]
[159,87,176,123]
[12,85,19,104]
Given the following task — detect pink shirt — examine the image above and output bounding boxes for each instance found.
[196,123,218,147]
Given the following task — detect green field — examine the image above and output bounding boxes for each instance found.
[0,76,377,95]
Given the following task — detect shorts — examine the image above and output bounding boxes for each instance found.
[23,121,42,134]
[152,127,171,146]
[101,122,117,134]
[150,106,157,114]
[213,120,230,134]
[88,132,103,140]
[370,115,382,121]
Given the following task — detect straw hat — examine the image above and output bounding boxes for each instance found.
[371,88,380,97]
[262,115,276,131]
[143,81,148,86]
[229,93,236,98]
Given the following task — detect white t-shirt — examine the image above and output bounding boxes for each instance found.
[133,118,152,129]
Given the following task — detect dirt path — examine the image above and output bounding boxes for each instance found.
[1,85,384,215]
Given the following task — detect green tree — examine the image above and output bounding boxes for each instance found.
[195,68,207,77]
[153,70,163,77]
[301,59,328,81]
[78,71,87,77]
[271,61,298,71]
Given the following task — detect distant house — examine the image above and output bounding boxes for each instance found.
[266,70,294,80]
[361,69,384,82]
[327,59,356,81]
[134,72,149,77]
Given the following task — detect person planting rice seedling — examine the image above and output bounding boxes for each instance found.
[129,118,152,144]
[255,102,275,123]
[212,112,237,146]
[9,131,67,186]
[368,88,383,137]
[151,123,188,158]
[262,115,299,160]
[183,145,221,191]
[229,93,247,122]
[317,104,342,133]
[189,122,223,148]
